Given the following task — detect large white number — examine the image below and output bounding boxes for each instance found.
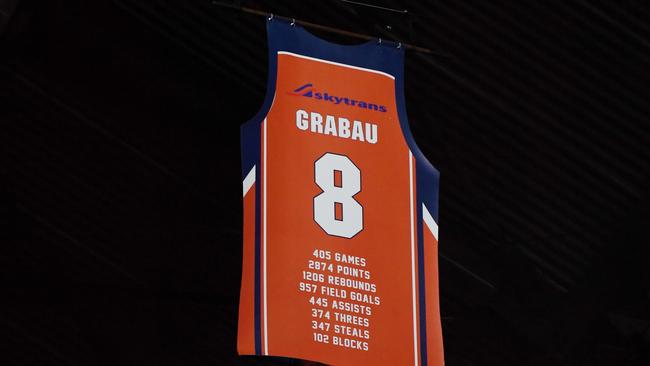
[314,153,363,238]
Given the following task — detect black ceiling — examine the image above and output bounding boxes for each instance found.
[1,0,649,365]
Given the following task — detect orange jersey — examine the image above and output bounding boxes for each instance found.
[238,19,443,366]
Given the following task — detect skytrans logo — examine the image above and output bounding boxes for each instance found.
[289,83,387,113]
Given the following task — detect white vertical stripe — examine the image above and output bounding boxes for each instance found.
[409,150,419,366]
[242,166,256,197]
[263,119,269,355]
[422,204,439,241]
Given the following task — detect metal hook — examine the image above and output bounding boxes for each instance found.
[397,42,402,49]
[290,18,296,26]
[268,13,274,21]
[378,38,382,45]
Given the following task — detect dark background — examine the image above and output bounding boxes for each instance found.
[1,0,649,365]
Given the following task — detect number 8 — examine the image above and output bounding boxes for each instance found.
[314,153,363,238]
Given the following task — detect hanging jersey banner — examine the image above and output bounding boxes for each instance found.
[238,18,443,366]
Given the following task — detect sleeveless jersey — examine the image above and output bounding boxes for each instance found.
[238,19,443,366]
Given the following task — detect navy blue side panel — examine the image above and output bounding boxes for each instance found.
[240,100,263,356]
[415,160,440,222]
[417,205,429,366]
[414,164,440,365]
[240,121,261,179]
[240,18,284,357]
[413,156,440,366]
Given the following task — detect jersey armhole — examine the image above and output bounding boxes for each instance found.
[394,60,440,177]
[241,19,278,129]
[393,54,441,222]
[240,20,278,179]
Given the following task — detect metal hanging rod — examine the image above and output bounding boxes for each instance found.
[210,1,443,56]
[340,0,408,14]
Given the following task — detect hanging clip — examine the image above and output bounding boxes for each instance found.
[397,42,402,49]
[378,38,382,45]
[268,13,274,21]
[290,18,296,26]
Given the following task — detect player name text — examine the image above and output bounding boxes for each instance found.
[295,109,378,144]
